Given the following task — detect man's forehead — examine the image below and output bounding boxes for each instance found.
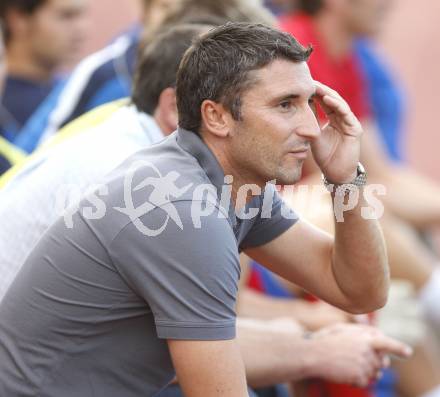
[248,59,315,98]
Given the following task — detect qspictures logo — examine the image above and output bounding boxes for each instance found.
[55,160,387,237]
[114,160,193,236]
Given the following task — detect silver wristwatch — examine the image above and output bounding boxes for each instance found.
[322,162,367,195]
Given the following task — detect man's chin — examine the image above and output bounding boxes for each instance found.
[275,169,303,186]
[284,161,305,183]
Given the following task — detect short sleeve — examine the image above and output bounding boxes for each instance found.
[109,200,239,341]
[241,186,299,249]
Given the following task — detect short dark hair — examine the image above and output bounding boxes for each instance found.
[0,0,47,43]
[176,22,312,133]
[132,24,211,116]
[296,0,324,15]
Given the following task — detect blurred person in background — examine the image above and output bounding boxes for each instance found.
[13,0,276,154]
[0,0,88,143]
[8,0,180,154]
[0,25,26,175]
[277,1,440,397]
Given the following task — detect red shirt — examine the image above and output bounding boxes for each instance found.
[279,13,370,121]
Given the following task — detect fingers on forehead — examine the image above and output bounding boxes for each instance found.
[314,81,345,101]
[322,94,351,115]
[314,81,336,95]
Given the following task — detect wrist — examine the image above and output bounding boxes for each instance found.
[323,162,367,195]
[298,332,325,379]
[323,170,358,185]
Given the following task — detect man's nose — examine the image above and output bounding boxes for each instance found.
[295,107,321,140]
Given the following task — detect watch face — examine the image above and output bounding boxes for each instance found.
[357,162,366,175]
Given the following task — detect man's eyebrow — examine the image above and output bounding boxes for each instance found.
[272,93,300,102]
[271,92,316,102]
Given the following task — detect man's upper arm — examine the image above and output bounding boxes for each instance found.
[240,186,299,250]
[244,219,354,309]
[168,339,249,397]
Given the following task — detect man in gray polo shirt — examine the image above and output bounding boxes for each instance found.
[0,23,399,396]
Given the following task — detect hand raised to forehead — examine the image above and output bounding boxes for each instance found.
[314,81,363,137]
[310,81,363,184]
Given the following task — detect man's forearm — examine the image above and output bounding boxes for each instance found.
[237,319,411,388]
[237,288,351,331]
[237,318,315,387]
[331,189,389,313]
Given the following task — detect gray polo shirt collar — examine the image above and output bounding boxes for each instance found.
[176,127,238,228]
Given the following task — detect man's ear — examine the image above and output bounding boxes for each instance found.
[155,87,178,135]
[200,100,231,138]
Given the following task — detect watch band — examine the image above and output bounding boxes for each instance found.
[322,162,367,195]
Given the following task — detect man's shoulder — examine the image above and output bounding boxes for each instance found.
[106,134,212,202]
[94,137,228,235]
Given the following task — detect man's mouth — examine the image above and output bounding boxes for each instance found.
[288,147,310,159]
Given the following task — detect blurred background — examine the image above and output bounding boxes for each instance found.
[80,0,439,181]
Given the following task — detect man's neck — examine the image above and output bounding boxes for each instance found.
[7,44,55,82]
[312,12,355,61]
[202,135,264,210]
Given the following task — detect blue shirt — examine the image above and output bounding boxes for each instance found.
[0,76,60,142]
[355,39,406,162]
[14,27,140,154]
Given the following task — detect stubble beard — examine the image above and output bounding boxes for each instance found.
[273,159,304,186]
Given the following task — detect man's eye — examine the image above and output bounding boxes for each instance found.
[279,101,292,110]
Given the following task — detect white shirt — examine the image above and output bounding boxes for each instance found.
[0,105,164,300]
